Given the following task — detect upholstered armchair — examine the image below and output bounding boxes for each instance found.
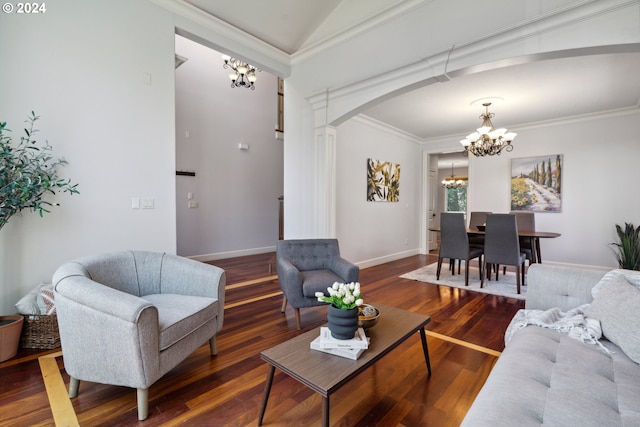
[53,251,225,421]
[276,239,359,329]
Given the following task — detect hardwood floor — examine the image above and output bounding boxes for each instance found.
[0,253,524,426]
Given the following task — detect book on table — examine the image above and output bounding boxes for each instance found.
[310,336,368,360]
[317,327,368,349]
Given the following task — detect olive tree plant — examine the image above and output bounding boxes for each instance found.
[0,112,79,231]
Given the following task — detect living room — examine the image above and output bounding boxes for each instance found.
[1,0,640,424]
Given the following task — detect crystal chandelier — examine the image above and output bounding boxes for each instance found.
[460,102,517,157]
[221,55,260,90]
[441,164,466,189]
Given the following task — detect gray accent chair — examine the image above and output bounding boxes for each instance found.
[437,213,484,286]
[53,251,225,421]
[468,211,492,248]
[276,239,359,330]
[482,214,527,293]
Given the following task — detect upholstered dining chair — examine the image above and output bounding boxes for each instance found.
[53,251,225,421]
[482,214,527,294]
[511,211,538,263]
[468,211,492,249]
[437,213,484,287]
[276,239,359,330]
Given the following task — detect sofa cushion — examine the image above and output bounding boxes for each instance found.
[586,274,640,364]
[143,294,219,351]
[461,326,640,427]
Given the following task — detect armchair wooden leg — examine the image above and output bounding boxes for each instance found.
[68,377,80,398]
[137,388,149,421]
[294,308,302,330]
[209,336,217,356]
[281,296,288,313]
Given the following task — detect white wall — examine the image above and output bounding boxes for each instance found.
[174,36,283,259]
[0,0,177,314]
[336,117,421,267]
[468,111,640,268]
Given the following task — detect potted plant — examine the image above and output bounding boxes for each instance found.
[610,222,640,271]
[0,112,79,361]
[315,282,364,339]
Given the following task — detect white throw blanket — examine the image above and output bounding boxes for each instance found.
[505,304,609,353]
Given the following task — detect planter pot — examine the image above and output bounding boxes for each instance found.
[0,315,24,362]
[327,305,358,340]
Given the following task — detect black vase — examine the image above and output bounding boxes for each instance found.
[327,305,359,340]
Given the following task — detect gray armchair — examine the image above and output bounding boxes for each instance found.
[276,239,359,329]
[53,251,225,421]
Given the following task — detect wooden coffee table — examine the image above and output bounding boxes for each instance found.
[258,304,432,426]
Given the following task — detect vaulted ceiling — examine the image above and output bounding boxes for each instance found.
[180,0,640,163]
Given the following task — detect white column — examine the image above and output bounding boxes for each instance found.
[314,125,337,238]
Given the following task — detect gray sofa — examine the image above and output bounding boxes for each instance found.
[461,264,640,427]
[53,251,225,420]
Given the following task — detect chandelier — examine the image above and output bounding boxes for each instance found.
[441,164,466,189]
[221,55,260,90]
[460,102,517,157]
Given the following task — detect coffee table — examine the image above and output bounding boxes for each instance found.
[258,304,431,426]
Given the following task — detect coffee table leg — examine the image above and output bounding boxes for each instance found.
[420,328,432,376]
[258,365,276,426]
[322,396,329,427]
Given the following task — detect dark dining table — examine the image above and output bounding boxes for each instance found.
[429,227,561,263]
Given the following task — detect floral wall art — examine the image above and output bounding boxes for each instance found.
[511,154,563,212]
[367,158,400,202]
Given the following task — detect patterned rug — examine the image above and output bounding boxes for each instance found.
[399,262,526,300]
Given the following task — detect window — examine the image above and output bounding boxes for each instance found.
[444,183,467,213]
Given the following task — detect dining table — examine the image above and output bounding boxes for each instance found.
[429,227,561,263]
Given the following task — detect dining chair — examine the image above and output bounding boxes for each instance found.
[510,211,539,263]
[437,213,484,287]
[468,211,492,248]
[481,214,526,294]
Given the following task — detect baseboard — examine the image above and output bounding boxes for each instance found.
[356,248,421,270]
[188,246,276,263]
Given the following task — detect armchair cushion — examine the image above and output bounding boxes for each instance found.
[301,270,346,297]
[143,294,219,351]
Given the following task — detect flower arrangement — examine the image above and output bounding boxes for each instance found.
[315,282,364,310]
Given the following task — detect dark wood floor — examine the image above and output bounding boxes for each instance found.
[0,253,524,426]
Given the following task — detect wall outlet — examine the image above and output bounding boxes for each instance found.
[188,201,198,209]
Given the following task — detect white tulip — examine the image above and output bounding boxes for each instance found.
[355,299,364,306]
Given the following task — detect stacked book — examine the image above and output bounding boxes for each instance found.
[310,327,369,360]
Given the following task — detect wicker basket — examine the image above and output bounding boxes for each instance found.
[19,314,60,349]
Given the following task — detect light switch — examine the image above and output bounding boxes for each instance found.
[131,198,140,209]
[188,201,198,209]
[187,192,193,200]
[142,198,154,209]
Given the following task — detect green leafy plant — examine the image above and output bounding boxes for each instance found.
[315,282,364,310]
[0,112,79,231]
[610,223,640,270]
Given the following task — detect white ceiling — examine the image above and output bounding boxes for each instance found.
[181,0,640,168]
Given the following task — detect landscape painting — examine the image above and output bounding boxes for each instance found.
[367,158,400,202]
[511,154,562,212]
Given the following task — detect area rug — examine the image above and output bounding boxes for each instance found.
[399,262,526,300]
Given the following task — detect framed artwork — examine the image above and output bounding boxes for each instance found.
[511,154,562,212]
[367,158,400,202]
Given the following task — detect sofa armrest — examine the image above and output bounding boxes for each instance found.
[329,256,359,283]
[526,264,607,311]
